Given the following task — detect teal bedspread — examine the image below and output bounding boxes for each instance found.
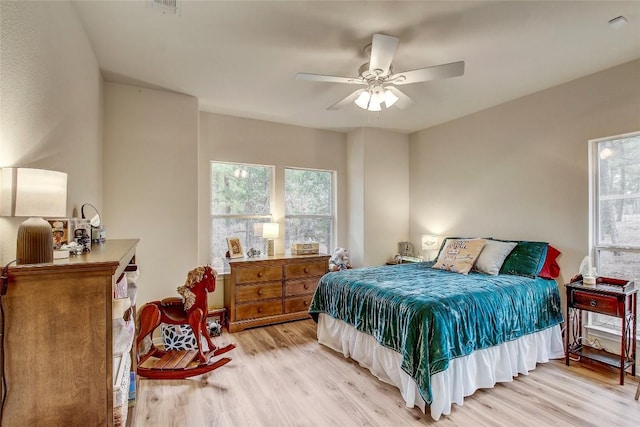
[308,262,563,404]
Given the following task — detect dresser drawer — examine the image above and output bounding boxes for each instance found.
[235,265,282,284]
[285,260,327,280]
[285,295,313,314]
[236,282,282,303]
[286,277,319,297]
[572,291,620,316]
[236,300,282,320]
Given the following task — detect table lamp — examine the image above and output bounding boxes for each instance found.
[421,234,439,261]
[262,222,279,257]
[0,168,68,264]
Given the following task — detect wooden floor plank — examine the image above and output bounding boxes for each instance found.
[132,320,640,426]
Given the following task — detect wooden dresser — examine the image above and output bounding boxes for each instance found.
[2,239,139,426]
[224,254,329,332]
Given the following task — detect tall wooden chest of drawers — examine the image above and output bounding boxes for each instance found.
[224,254,329,332]
[3,239,139,426]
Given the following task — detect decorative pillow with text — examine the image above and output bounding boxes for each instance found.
[432,239,486,275]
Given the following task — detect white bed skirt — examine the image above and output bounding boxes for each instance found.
[317,313,565,420]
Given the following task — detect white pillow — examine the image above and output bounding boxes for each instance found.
[474,240,517,275]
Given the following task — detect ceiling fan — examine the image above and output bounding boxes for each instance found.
[296,33,465,112]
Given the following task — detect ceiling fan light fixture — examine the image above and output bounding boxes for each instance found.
[298,33,464,112]
[355,91,371,109]
[368,100,382,112]
[371,88,385,105]
[383,89,399,108]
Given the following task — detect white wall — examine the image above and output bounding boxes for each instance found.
[103,83,199,306]
[409,59,640,289]
[347,131,365,267]
[347,128,410,267]
[198,112,348,306]
[0,0,103,264]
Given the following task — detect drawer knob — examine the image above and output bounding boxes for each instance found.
[257,272,263,278]
[258,289,263,295]
[258,307,263,313]
[590,300,597,307]
[304,267,309,274]
[303,284,309,289]
[303,301,308,307]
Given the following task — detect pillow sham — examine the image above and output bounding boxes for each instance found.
[433,236,483,263]
[499,240,548,278]
[474,240,517,275]
[538,245,561,279]
[432,238,486,275]
[432,237,453,263]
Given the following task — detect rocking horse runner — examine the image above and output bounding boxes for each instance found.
[136,266,235,379]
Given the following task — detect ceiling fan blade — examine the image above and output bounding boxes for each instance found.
[327,89,365,110]
[391,61,465,85]
[387,87,414,109]
[369,34,399,75]
[296,73,363,84]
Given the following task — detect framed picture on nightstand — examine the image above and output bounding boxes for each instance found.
[226,237,244,258]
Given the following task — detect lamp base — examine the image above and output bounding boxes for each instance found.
[16,217,54,265]
[267,239,275,257]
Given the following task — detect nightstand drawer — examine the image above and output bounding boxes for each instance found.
[285,278,319,297]
[285,295,313,313]
[236,282,282,303]
[285,261,327,279]
[573,291,620,316]
[235,266,282,284]
[236,300,282,320]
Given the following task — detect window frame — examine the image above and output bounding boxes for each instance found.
[588,130,640,336]
[283,166,336,255]
[210,161,275,272]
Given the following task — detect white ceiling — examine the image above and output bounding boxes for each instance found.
[71,1,640,133]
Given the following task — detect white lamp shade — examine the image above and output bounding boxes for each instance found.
[421,234,439,251]
[370,89,385,105]
[1,168,67,217]
[367,99,382,111]
[354,91,371,109]
[354,87,399,112]
[1,168,68,265]
[262,222,279,239]
[253,222,264,238]
[384,89,399,108]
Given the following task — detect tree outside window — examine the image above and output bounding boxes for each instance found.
[210,162,273,271]
[284,168,334,255]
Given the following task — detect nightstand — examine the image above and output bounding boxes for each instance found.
[565,276,637,384]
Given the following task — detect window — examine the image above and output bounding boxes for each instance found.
[210,162,273,271]
[284,168,334,255]
[589,131,640,333]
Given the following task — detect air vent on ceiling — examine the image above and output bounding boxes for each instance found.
[150,0,181,15]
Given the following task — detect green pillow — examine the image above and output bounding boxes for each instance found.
[499,240,548,278]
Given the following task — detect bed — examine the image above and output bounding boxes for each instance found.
[308,239,565,420]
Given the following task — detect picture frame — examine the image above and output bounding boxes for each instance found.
[47,218,69,249]
[226,237,244,258]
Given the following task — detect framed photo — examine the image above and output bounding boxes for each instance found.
[47,218,69,249]
[226,237,244,258]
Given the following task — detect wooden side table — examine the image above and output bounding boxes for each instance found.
[565,276,637,385]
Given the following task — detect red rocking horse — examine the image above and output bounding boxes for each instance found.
[136,265,235,379]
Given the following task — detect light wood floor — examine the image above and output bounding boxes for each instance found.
[131,319,640,426]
